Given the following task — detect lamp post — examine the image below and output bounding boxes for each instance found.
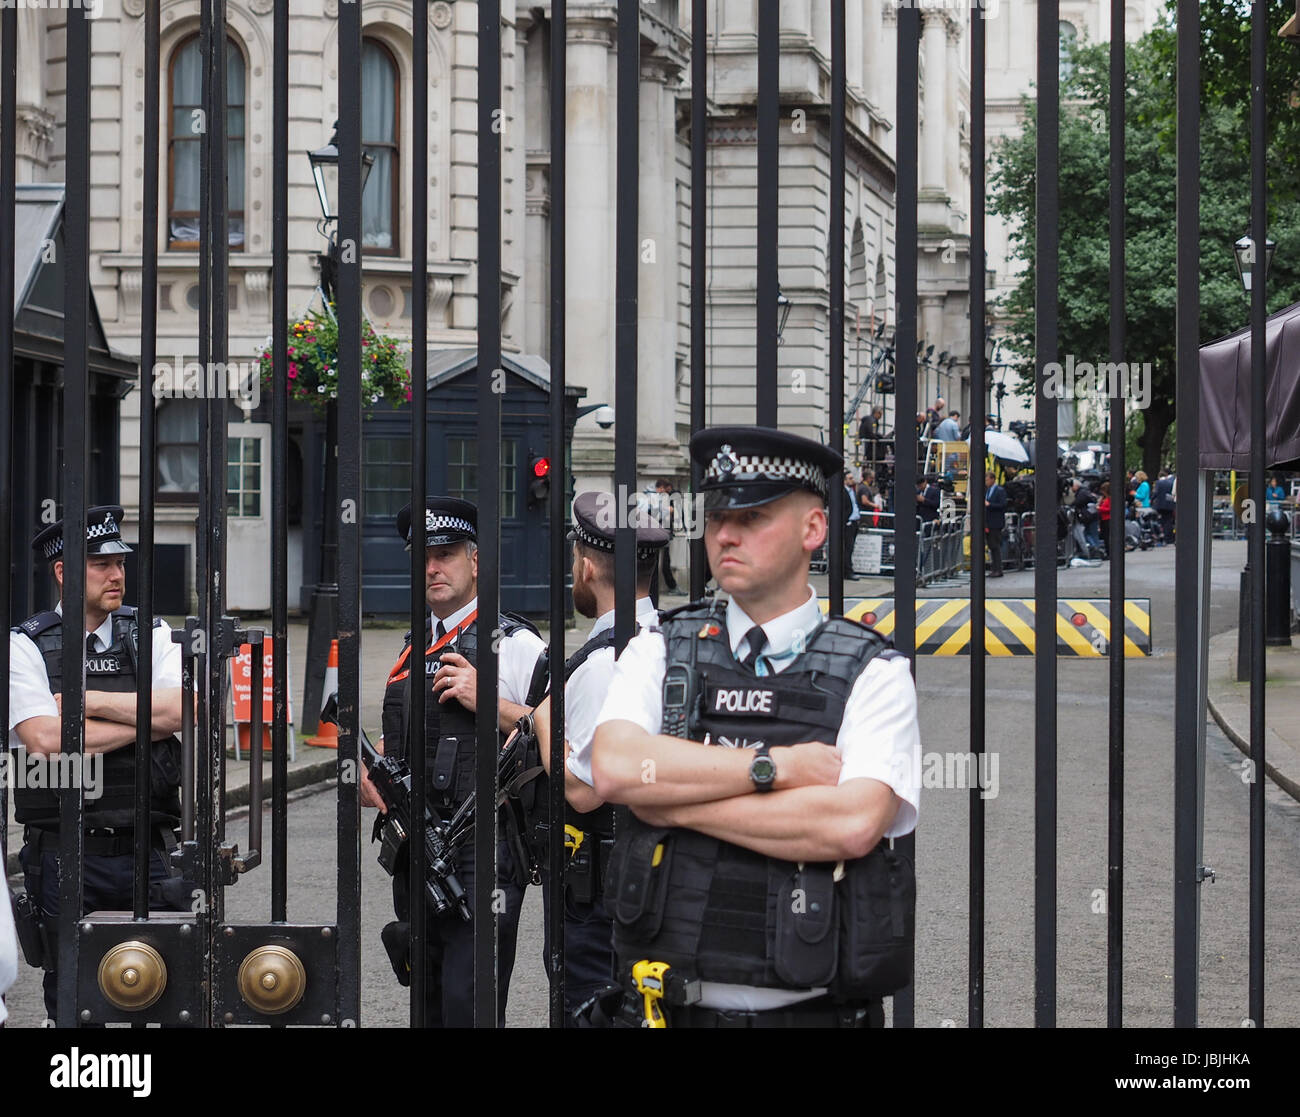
[300,124,374,737]
[776,285,793,343]
[1233,232,1276,296]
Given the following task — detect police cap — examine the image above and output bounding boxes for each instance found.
[690,426,843,511]
[32,505,133,562]
[395,497,478,551]
[567,490,669,559]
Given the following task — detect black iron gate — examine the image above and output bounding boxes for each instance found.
[0,0,1275,1029]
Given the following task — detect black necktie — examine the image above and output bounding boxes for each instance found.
[435,620,446,641]
[86,632,97,656]
[741,625,767,670]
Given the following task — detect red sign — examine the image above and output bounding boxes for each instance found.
[231,637,282,722]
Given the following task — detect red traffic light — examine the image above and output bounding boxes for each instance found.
[532,456,550,479]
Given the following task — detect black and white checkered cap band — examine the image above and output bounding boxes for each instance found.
[42,515,123,559]
[705,453,827,496]
[571,521,660,559]
[423,512,474,539]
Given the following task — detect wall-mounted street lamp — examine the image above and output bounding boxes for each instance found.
[1233,232,1276,295]
[776,286,793,343]
[307,121,375,305]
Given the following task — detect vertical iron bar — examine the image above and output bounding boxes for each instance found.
[828,1,845,614]
[337,0,364,1029]
[271,0,289,924]
[1034,0,1060,1029]
[613,0,638,653]
[547,0,568,1030]
[206,0,231,1030]
[1106,0,1127,1029]
[968,1,987,1031]
[1247,0,1267,1028]
[755,0,778,425]
[0,0,17,877]
[58,3,92,1030]
[1172,0,1201,1029]
[409,0,430,1030]
[689,0,707,600]
[475,0,504,1028]
[891,3,921,1031]
[133,0,162,921]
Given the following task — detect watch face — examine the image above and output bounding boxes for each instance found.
[751,755,776,784]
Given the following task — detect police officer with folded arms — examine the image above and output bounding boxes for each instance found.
[590,428,921,1028]
[7,507,186,1020]
[524,491,668,1022]
[362,497,546,1027]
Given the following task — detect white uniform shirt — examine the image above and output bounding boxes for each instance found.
[593,584,922,1011]
[430,596,546,707]
[8,604,183,749]
[564,596,658,789]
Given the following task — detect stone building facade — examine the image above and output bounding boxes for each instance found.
[6,0,985,609]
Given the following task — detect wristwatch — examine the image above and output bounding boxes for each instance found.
[749,743,776,793]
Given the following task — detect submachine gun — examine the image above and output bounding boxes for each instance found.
[320,695,546,921]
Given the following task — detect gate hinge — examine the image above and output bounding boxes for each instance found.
[1197,864,1216,884]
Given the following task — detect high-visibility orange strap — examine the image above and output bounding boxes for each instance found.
[386,608,479,686]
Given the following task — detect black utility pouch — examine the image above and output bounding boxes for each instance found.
[12,890,48,969]
[604,827,672,940]
[834,845,915,998]
[566,844,596,906]
[432,735,459,794]
[773,862,838,987]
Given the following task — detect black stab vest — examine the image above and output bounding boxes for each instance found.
[380,613,535,811]
[11,607,183,831]
[603,600,915,998]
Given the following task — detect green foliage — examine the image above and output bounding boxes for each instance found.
[258,306,410,414]
[989,1,1300,479]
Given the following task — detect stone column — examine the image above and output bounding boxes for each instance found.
[921,13,947,197]
[945,16,962,204]
[847,0,864,93]
[565,16,616,484]
[637,54,684,476]
[780,0,812,40]
[719,0,757,37]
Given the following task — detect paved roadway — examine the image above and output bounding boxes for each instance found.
[6,539,1298,1026]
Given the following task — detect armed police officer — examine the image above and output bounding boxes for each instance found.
[362,497,546,1027]
[590,428,921,1028]
[8,507,186,1020]
[523,491,668,1023]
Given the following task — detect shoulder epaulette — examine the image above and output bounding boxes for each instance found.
[14,611,61,639]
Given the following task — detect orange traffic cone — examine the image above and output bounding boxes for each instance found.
[306,639,339,747]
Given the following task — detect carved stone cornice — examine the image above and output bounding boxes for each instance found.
[17,104,56,167]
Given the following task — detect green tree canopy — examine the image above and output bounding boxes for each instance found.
[989,0,1300,479]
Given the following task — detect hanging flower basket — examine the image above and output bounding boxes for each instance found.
[258,305,411,414]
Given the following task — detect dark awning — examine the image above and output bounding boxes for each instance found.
[1198,299,1300,471]
[12,183,138,392]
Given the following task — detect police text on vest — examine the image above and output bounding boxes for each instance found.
[711,688,776,715]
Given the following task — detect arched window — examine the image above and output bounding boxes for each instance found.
[362,38,399,253]
[1059,20,1078,82]
[168,34,245,249]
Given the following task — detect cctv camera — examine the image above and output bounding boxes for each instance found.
[594,405,615,430]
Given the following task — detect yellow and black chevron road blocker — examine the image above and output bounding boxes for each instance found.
[820,598,1152,657]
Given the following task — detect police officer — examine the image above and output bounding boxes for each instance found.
[590,427,922,1028]
[526,491,668,1022]
[362,497,546,1027]
[7,506,186,1020]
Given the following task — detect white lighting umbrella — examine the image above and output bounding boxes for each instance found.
[971,430,1031,464]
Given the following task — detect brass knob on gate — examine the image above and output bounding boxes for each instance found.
[98,941,167,1010]
[237,945,307,1015]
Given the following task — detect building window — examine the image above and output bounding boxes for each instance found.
[363,436,412,521]
[1059,21,1078,83]
[169,34,245,250]
[362,38,399,254]
[446,437,519,520]
[157,401,200,496]
[227,437,261,517]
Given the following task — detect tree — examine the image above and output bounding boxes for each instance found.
[989,0,1300,481]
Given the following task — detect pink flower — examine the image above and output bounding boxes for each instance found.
[404,388,412,402]
[289,363,298,378]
